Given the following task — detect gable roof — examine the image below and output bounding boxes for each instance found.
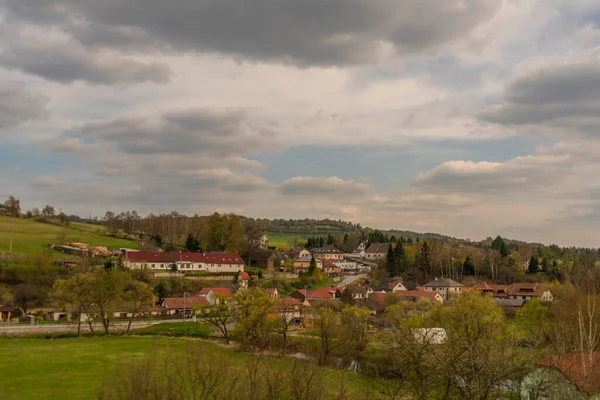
[366,243,389,254]
[293,287,343,300]
[322,259,338,268]
[310,245,342,254]
[124,251,245,265]
[423,278,464,288]
[368,292,387,307]
[277,297,301,309]
[161,297,209,309]
[507,283,550,297]
[212,288,233,297]
[263,288,278,296]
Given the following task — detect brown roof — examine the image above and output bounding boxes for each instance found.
[263,288,278,295]
[294,287,343,300]
[366,243,389,254]
[125,251,245,265]
[197,287,233,297]
[277,297,301,309]
[395,290,443,302]
[161,297,209,309]
[507,283,549,297]
[310,245,342,254]
[368,292,386,307]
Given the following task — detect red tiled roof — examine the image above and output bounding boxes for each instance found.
[541,353,600,390]
[322,260,337,268]
[212,288,233,297]
[387,280,401,291]
[161,297,209,309]
[369,292,386,306]
[295,287,343,299]
[125,251,245,265]
[263,288,277,295]
[240,271,250,280]
[197,287,233,297]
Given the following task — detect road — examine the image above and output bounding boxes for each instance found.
[337,274,367,287]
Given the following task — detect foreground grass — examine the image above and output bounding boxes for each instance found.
[0,336,379,400]
[0,336,192,400]
[0,216,139,255]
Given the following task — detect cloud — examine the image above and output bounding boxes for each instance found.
[78,108,278,156]
[479,59,600,136]
[0,32,171,85]
[5,0,502,66]
[414,153,575,193]
[279,176,372,196]
[0,82,48,129]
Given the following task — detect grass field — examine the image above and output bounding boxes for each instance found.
[0,216,139,255]
[133,321,213,337]
[0,335,376,400]
[265,232,307,250]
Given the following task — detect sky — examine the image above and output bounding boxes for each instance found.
[1,0,600,247]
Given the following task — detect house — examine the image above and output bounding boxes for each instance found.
[0,205,10,216]
[290,287,343,302]
[197,287,234,304]
[289,248,311,260]
[334,260,359,271]
[346,285,374,300]
[238,271,250,289]
[322,260,342,276]
[506,283,554,303]
[293,256,323,272]
[386,280,418,292]
[423,277,464,301]
[394,290,444,304]
[262,288,279,299]
[160,297,209,316]
[253,250,287,270]
[366,292,387,315]
[521,353,600,400]
[276,297,302,322]
[0,305,14,322]
[365,243,389,260]
[310,245,344,261]
[521,254,531,270]
[123,251,246,273]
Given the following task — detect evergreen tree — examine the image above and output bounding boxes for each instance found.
[541,257,550,273]
[407,237,413,243]
[418,241,432,276]
[185,233,200,251]
[393,242,405,275]
[318,237,325,247]
[416,237,420,243]
[491,236,510,258]
[528,255,539,274]
[326,234,334,245]
[343,233,349,244]
[463,257,476,276]
[390,235,397,243]
[308,256,317,276]
[386,245,396,276]
[154,280,168,302]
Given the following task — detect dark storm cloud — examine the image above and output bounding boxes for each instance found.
[5,0,502,66]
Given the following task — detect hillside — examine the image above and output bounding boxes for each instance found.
[0,216,139,256]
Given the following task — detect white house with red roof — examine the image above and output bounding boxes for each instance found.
[123,251,245,273]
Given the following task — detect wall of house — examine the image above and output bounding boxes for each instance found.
[126,261,244,273]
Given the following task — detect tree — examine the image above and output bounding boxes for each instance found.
[231,288,276,350]
[417,241,432,277]
[42,205,55,218]
[434,291,529,400]
[184,233,200,252]
[4,195,21,217]
[308,256,317,276]
[393,242,405,275]
[314,307,340,365]
[386,245,396,277]
[88,270,129,335]
[197,296,236,344]
[120,279,153,333]
[326,234,334,245]
[51,273,95,336]
[528,255,540,274]
[339,306,370,367]
[491,236,509,258]
[463,256,476,276]
[541,257,550,273]
[154,280,168,303]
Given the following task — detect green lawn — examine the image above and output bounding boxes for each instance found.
[0,336,194,400]
[265,232,307,250]
[0,216,139,255]
[132,322,213,337]
[0,335,378,400]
